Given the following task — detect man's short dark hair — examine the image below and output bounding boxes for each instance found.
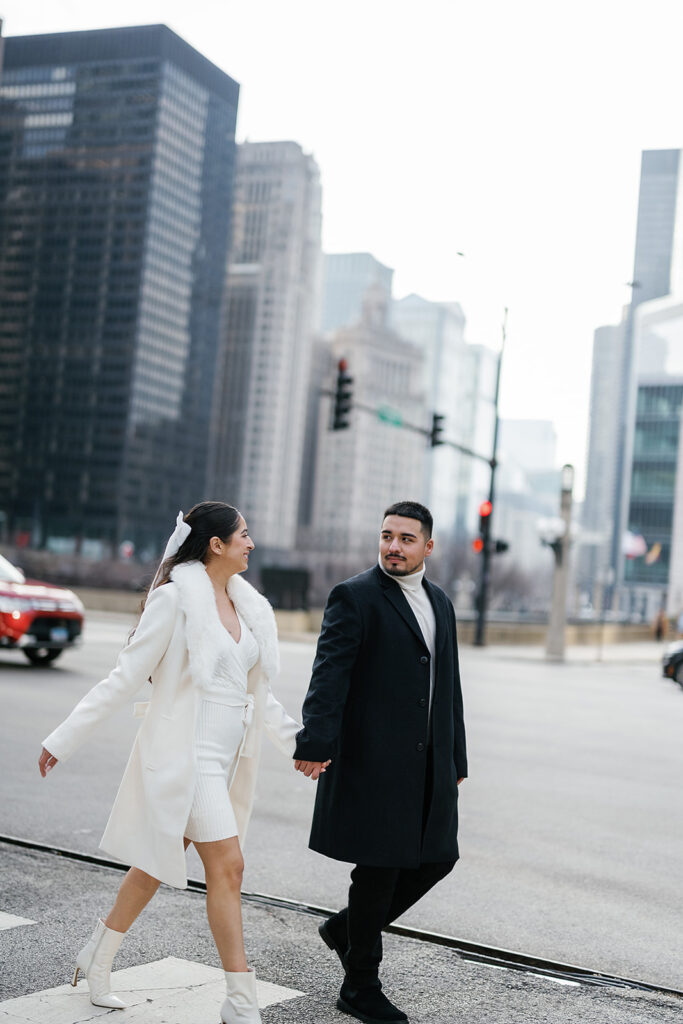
[383,501,433,539]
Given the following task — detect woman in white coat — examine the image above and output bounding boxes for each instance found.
[38,501,323,1024]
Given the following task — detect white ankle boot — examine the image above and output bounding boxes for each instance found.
[72,918,126,1009]
[220,968,261,1023]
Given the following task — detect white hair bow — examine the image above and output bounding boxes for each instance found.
[150,510,191,590]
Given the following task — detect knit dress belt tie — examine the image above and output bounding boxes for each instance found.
[200,691,256,761]
[236,693,256,759]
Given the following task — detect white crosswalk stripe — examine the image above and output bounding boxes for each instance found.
[0,912,36,931]
[0,956,305,1022]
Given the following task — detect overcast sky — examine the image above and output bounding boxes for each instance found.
[5,0,683,496]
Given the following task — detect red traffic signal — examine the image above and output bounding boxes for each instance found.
[472,537,484,554]
[479,500,492,518]
[332,358,353,430]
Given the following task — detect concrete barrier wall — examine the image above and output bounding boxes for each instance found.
[74,588,656,645]
[454,620,655,646]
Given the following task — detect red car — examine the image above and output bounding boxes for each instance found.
[0,553,84,665]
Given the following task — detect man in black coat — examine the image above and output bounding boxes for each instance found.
[294,500,467,1024]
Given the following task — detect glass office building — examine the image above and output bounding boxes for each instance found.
[0,26,238,556]
[611,150,683,593]
[624,382,683,590]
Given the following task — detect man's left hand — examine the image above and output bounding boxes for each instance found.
[457,777,465,785]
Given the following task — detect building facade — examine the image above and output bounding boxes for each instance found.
[320,252,393,335]
[305,288,427,600]
[611,150,683,595]
[0,25,239,557]
[623,378,683,617]
[495,419,559,592]
[621,294,683,617]
[579,321,626,600]
[391,294,497,545]
[212,141,322,556]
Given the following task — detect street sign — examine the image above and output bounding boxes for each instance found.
[377,405,403,427]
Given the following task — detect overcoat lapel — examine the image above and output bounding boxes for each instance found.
[375,564,427,649]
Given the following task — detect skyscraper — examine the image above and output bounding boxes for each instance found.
[579,321,626,597]
[0,26,239,557]
[391,295,497,544]
[625,295,683,617]
[306,286,427,599]
[391,294,468,538]
[212,141,322,556]
[612,150,683,593]
[320,252,393,335]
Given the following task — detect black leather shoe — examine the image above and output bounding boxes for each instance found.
[319,917,347,966]
[337,983,408,1023]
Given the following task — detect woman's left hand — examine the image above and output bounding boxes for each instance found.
[38,747,58,777]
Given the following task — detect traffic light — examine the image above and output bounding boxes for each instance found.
[332,358,353,430]
[478,500,493,534]
[430,412,445,447]
[494,539,509,554]
[473,501,492,554]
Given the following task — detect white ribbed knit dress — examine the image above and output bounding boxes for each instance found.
[184,612,260,843]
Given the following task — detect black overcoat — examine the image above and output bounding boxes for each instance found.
[294,564,467,868]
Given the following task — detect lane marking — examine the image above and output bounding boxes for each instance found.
[0,912,36,931]
[0,955,304,1021]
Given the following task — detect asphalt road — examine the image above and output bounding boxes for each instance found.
[2,845,681,1024]
[1,614,681,990]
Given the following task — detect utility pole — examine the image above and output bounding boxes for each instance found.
[546,464,575,662]
[474,308,507,647]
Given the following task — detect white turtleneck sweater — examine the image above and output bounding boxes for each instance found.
[378,556,437,713]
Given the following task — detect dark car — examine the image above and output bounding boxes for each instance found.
[0,554,84,665]
[662,640,683,685]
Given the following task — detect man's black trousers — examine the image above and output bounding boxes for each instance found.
[327,747,456,989]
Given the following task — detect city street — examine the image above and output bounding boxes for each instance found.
[1,844,681,1024]
[1,612,681,993]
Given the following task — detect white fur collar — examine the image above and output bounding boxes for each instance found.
[170,561,279,685]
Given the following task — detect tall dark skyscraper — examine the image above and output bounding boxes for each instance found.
[0,26,239,557]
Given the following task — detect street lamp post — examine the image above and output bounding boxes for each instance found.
[545,463,575,662]
[594,566,615,662]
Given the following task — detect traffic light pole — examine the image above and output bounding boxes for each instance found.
[322,388,492,462]
[474,308,507,647]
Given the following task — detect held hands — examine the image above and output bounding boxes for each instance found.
[294,759,331,781]
[38,747,58,777]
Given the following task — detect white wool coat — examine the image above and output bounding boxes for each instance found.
[42,562,301,889]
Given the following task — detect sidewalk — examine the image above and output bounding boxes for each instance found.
[1,845,680,1024]
[81,610,671,665]
[475,640,667,666]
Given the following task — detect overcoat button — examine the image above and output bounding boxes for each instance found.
[418,698,427,707]
[420,655,429,664]
[416,742,425,752]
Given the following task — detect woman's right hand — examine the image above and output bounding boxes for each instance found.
[38,747,58,777]
[294,759,331,780]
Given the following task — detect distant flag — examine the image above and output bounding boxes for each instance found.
[623,531,648,558]
[645,542,662,565]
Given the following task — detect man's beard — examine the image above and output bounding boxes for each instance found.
[382,556,420,577]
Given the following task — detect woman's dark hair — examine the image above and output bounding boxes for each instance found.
[136,502,242,623]
[155,501,242,588]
